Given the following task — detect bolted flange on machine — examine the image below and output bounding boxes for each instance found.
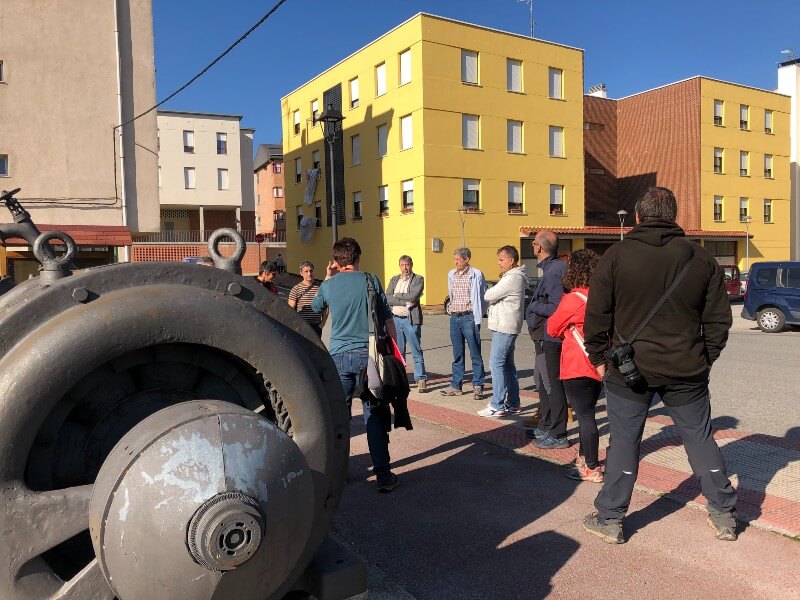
[0,204,367,600]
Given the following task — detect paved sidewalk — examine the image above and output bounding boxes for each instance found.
[407,373,800,538]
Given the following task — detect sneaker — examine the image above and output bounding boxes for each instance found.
[473,387,484,401]
[533,434,570,450]
[707,509,738,541]
[377,472,400,493]
[440,387,462,396]
[571,455,586,469]
[505,406,523,414]
[524,427,548,441]
[477,404,508,418]
[418,379,429,394]
[565,463,604,483]
[583,512,624,544]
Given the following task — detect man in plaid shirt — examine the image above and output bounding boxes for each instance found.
[442,247,487,399]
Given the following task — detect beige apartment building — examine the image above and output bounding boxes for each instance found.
[148,110,256,240]
[254,144,286,236]
[0,0,159,280]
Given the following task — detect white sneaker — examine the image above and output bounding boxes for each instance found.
[477,404,508,418]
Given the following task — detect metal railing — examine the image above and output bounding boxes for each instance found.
[132,230,286,244]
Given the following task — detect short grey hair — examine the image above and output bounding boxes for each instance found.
[299,260,314,270]
[453,247,471,260]
[635,187,678,223]
[534,230,559,255]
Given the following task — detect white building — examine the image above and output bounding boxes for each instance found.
[777,58,800,260]
[151,110,256,241]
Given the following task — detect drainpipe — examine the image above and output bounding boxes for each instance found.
[113,0,130,262]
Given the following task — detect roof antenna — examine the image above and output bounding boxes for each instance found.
[780,49,795,61]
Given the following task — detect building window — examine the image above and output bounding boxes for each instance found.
[548,67,563,99]
[740,151,749,176]
[216,132,227,155]
[713,99,724,126]
[314,201,322,227]
[311,99,319,124]
[274,162,282,174]
[714,147,724,174]
[183,130,195,153]
[400,115,413,150]
[462,179,480,210]
[0,154,8,177]
[293,110,300,135]
[349,77,359,108]
[739,197,749,222]
[549,126,564,157]
[351,134,361,165]
[353,191,363,220]
[507,59,522,93]
[550,184,564,215]
[507,120,523,153]
[296,206,303,229]
[295,158,302,183]
[375,62,387,96]
[377,124,388,158]
[713,196,723,222]
[184,167,195,189]
[273,187,284,197]
[217,168,229,190]
[508,182,523,213]
[0,61,4,83]
[461,50,478,84]
[765,154,773,178]
[462,114,479,149]
[402,179,414,211]
[399,49,411,85]
[740,104,749,130]
[379,185,389,215]
[764,199,773,223]
[765,109,773,134]
[158,166,162,188]
[312,149,320,170]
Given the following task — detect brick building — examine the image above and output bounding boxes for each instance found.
[254,144,286,235]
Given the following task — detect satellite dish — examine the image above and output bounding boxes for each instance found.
[298,215,317,243]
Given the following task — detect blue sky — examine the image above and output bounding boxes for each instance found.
[153,0,800,148]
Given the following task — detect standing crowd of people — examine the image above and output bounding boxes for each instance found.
[250,186,738,544]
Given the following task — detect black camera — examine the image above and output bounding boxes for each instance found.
[604,343,644,388]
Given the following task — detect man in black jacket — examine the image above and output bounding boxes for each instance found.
[524,230,569,449]
[582,187,737,544]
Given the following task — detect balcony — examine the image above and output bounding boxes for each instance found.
[133,230,286,244]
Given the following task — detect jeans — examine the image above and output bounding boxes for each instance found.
[489,331,519,411]
[449,314,485,389]
[535,340,568,437]
[595,380,736,521]
[393,316,427,382]
[331,348,391,480]
[563,378,602,468]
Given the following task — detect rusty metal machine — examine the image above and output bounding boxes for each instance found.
[0,189,366,600]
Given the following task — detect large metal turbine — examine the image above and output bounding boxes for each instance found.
[0,189,366,600]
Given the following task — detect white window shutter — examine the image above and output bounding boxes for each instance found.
[549,68,562,99]
[378,124,388,157]
[350,78,359,104]
[462,50,477,83]
[352,135,361,165]
[401,115,413,150]
[400,50,412,85]
[507,59,521,92]
[508,120,522,153]
[462,115,479,149]
[376,63,386,96]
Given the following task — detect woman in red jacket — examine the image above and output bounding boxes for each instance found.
[546,249,603,482]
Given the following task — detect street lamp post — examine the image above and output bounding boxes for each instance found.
[317,104,345,244]
[617,209,628,240]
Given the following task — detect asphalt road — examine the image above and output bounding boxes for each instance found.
[409,304,800,441]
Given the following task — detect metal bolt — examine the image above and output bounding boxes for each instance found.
[226,282,242,296]
[71,287,89,303]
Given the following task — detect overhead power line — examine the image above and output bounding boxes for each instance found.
[114,0,290,131]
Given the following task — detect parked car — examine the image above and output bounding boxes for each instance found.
[443,277,541,315]
[739,271,749,296]
[741,261,800,332]
[720,264,742,300]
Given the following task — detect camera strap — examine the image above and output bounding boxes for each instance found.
[617,244,695,345]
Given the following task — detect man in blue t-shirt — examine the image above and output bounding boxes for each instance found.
[312,237,400,492]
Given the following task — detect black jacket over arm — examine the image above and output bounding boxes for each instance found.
[584,220,732,387]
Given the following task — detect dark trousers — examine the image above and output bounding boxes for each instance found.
[563,377,602,468]
[595,381,737,521]
[535,340,568,437]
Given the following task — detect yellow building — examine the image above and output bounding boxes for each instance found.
[281,13,584,304]
[700,79,792,269]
